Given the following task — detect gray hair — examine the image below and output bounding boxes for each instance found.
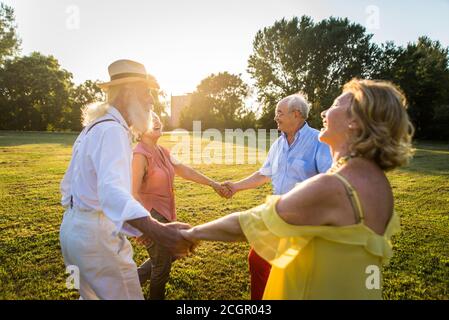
[82,84,130,126]
[279,94,310,119]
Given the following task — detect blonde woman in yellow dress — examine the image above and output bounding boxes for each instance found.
[181,79,415,299]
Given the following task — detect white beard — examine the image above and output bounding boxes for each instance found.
[127,95,150,135]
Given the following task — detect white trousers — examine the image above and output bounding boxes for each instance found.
[59,208,144,300]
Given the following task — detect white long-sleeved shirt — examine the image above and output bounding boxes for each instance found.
[60,106,149,237]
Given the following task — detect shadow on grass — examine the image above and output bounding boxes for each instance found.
[2,132,448,177]
[0,131,79,147]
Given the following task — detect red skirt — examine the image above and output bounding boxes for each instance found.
[248,248,272,300]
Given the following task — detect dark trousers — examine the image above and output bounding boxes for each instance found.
[137,209,173,300]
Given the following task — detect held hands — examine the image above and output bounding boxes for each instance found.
[209,180,239,199]
[137,180,240,256]
[210,181,233,199]
[179,228,199,246]
[163,221,198,259]
[137,220,197,260]
[221,181,238,199]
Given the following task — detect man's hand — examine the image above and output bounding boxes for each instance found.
[156,221,196,259]
[221,181,238,199]
[179,227,201,253]
[180,227,202,253]
[128,217,195,259]
[179,228,196,243]
[136,234,152,247]
[210,181,233,199]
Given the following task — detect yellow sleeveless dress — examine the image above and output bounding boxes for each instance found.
[238,173,401,300]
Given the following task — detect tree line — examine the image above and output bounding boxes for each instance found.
[181,16,449,140]
[0,3,165,132]
[1,3,448,140]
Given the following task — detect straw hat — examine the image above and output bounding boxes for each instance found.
[98,59,159,90]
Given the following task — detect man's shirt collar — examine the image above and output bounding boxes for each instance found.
[107,106,130,130]
[281,122,309,148]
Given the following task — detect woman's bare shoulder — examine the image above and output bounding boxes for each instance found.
[276,174,345,226]
[132,152,148,163]
[340,162,394,233]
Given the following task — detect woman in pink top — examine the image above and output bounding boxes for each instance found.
[132,112,228,300]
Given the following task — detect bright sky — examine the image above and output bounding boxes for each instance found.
[4,0,449,96]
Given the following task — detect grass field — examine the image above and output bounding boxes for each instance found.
[0,131,448,300]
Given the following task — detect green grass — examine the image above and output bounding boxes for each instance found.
[0,131,448,300]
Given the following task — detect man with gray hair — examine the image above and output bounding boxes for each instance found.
[222,93,332,299]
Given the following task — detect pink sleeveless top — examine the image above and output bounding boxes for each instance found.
[133,142,176,222]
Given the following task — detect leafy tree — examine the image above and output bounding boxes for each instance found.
[0,3,20,64]
[65,80,104,131]
[371,41,404,79]
[0,52,73,131]
[379,37,449,139]
[248,16,379,129]
[151,88,168,117]
[237,109,258,130]
[180,72,250,129]
[371,37,449,140]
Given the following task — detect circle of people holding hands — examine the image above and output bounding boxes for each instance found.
[59,59,414,300]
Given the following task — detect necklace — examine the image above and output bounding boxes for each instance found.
[329,153,360,174]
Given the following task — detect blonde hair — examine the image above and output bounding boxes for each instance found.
[343,79,415,171]
[81,85,125,126]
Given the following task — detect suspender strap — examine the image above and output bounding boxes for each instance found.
[333,173,365,223]
[86,119,117,135]
[70,118,118,209]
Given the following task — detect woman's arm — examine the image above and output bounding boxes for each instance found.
[222,171,270,197]
[180,212,246,243]
[180,175,343,248]
[182,177,330,244]
[275,174,340,226]
[174,163,215,186]
[131,153,147,203]
[173,162,230,197]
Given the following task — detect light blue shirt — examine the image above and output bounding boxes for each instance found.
[259,122,333,195]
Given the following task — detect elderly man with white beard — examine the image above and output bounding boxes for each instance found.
[59,59,194,300]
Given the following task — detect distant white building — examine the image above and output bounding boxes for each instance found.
[170,94,191,127]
